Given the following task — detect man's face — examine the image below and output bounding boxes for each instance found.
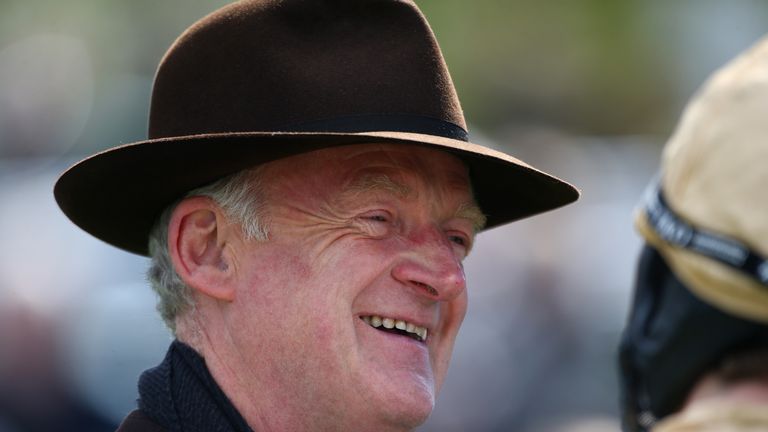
[223,143,482,429]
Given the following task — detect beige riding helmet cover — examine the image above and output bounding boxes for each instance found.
[636,34,768,324]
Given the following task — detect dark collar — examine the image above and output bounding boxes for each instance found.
[138,340,254,432]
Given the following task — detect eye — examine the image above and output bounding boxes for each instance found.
[364,213,390,223]
[445,229,473,258]
[356,210,396,237]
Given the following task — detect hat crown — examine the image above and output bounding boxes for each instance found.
[53,0,578,257]
[149,0,466,139]
[662,34,768,255]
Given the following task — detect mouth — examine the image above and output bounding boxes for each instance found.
[360,315,428,342]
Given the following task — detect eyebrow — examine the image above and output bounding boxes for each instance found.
[456,202,487,233]
[345,173,487,233]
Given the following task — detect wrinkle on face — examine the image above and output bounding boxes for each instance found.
[337,156,485,234]
[267,203,361,269]
[345,172,413,199]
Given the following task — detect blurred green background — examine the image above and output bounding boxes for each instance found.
[3,0,767,159]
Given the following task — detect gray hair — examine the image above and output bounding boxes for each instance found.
[146,168,269,332]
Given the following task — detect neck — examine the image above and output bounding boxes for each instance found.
[685,374,768,408]
[176,311,415,432]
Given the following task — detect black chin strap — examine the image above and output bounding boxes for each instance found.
[644,179,768,287]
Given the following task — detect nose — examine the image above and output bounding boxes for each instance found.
[391,226,467,301]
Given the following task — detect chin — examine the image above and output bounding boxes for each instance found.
[352,353,437,429]
[371,378,436,430]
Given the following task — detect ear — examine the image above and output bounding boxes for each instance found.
[168,196,236,301]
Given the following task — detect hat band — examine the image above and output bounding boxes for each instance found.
[285,114,469,141]
[643,178,768,286]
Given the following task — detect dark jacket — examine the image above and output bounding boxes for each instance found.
[115,341,253,432]
[116,409,165,432]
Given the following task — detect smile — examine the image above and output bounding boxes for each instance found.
[360,315,428,342]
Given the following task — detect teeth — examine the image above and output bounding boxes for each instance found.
[360,315,428,341]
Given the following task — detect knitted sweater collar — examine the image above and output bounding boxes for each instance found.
[138,340,254,432]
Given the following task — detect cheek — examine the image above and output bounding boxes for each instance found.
[230,245,316,332]
[240,245,312,290]
[313,237,401,290]
[348,235,404,261]
[448,290,468,329]
[431,291,468,383]
[436,289,467,341]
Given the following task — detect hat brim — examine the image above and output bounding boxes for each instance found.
[55,131,579,256]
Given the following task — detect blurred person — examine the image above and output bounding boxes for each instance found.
[0,302,115,432]
[651,348,768,432]
[53,1,578,431]
[619,34,768,432]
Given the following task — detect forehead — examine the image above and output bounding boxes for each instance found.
[262,143,472,194]
[338,144,470,189]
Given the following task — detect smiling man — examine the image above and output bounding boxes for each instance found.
[54,1,578,431]
[170,145,480,430]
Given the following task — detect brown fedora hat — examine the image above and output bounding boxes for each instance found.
[54,0,579,256]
